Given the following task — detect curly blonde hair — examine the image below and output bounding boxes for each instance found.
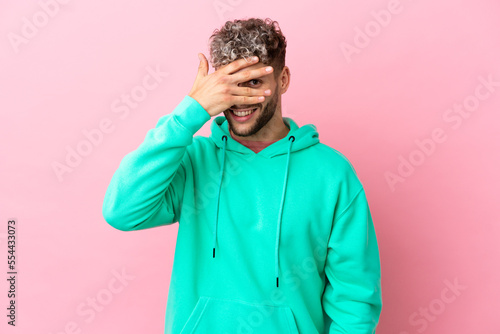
[209,18,287,77]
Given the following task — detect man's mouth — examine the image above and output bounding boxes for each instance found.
[229,107,258,117]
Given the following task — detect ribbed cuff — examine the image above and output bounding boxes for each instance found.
[172,95,211,135]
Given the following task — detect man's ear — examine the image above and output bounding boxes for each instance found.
[278,66,291,94]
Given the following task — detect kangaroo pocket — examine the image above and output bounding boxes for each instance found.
[180,296,300,334]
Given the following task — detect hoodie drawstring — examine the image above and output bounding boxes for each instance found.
[275,135,295,287]
[212,134,295,288]
[213,135,227,259]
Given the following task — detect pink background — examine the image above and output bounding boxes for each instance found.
[1,0,499,333]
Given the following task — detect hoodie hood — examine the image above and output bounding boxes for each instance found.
[209,116,319,287]
[210,116,319,157]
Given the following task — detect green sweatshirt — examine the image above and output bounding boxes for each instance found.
[102,95,382,333]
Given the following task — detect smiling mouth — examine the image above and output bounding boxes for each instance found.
[229,107,258,117]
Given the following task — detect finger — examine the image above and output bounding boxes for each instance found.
[229,86,271,97]
[229,66,274,84]
[221,56,260,75]
[197,53,208,77]
[229,95,266,105]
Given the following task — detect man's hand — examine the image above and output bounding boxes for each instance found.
[188,53,274,117]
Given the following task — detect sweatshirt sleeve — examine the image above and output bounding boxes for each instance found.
[322,187,383,333]
[102,95,211,231]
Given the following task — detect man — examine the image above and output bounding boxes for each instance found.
[103,17,382,334]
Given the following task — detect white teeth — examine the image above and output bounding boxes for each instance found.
[231,108,256,117]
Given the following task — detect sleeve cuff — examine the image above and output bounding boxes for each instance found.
[172,95,211,134]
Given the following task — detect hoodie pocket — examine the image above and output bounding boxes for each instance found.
[180,296,300,334]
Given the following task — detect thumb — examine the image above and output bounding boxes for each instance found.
[197,53,208,77]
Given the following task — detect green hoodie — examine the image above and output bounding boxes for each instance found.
[102,95,382,333]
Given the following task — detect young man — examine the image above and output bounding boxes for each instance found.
[103,18,382,334]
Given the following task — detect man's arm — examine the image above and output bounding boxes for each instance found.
[102,54,274,231]
[322,187,383,333]
[102,96,211,231]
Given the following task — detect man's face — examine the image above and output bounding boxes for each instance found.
[221,62,280,138]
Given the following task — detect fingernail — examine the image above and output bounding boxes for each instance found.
[266,67,273,72]
[252,56,259,61]
[264,89,271,94]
